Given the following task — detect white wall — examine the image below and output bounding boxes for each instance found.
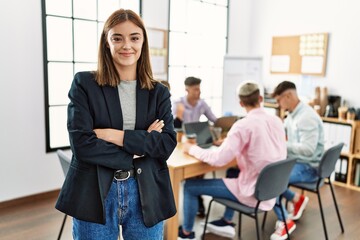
[230,0,360,107]
[0,0,63,202]
[2,0,360,202]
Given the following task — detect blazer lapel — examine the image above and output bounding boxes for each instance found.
[102,85,123,129]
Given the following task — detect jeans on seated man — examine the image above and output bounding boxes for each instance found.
[178,81,287,239]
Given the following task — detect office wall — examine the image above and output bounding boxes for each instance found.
[0,0,62,202]
[1,0,359,203]
[232,0,360,107]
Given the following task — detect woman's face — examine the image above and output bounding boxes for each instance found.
[107,21,144,71]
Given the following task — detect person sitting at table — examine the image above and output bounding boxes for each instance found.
[172,76,217,128]
[172,76,218,217]
[178,81,287,239]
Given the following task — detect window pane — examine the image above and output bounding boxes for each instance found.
[98,0,120,21]
[49,106,69,148]
[201,67,223,98]
[209,5,228,37]
[121,0,140,13]
[186,34,203,67]
[48,62,73,105]
[74,20,98,62]
[74,0,97,20]
[74,63,97,73]
[45,0,72,17]
[187,1,203,34]
[203,0,228,6]
[168,32,186,66]
[169,0,188,31]
[168,67,186,99]
[46,17,73,61]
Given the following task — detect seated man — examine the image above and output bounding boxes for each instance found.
[172,76,217,128]
[270,81,325,240]
[172,76,218,217]
[178,81,287,239]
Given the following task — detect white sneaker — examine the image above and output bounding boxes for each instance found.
[201,218,235,239]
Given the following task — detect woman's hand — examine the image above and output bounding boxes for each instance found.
[147,119,164,133]
[94,128,124,146]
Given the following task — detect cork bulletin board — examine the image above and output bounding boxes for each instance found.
[270,33,328,76]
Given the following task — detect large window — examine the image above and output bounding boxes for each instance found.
[42,0,140,152]
[168,0,229,117]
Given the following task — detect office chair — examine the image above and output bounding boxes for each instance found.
[202,158,296,240]
[289,142,345,240]
[214,116,239,134]
[56,149,72,240]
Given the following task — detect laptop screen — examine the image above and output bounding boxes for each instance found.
[183,121,213,148]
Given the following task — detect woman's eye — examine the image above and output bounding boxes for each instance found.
[131,36,140,41]
[111,37,122,42]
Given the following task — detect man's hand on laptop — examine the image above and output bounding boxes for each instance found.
[213,138,224,146]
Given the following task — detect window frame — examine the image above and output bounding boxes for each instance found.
[41,0,141,152]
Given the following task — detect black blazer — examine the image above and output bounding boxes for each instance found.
[55,72,177,227]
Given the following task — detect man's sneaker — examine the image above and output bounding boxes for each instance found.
[178,226,195,240]
[270,220,296,240]
[200,218,235,238]
[289,195,309,220]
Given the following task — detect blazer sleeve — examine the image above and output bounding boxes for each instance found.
[67,72,133,170]
[123,84,177,161]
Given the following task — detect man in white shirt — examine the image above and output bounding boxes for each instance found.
[270,81,325,240]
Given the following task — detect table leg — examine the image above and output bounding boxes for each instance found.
[165,167,184,240]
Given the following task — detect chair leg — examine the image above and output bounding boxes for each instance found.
[262,211,267,229]
[238,213,242,239]
[202,199,214,240]
[57,214,67,240]
[328,181,345,233]
[255,213,261,240]
[317,190,329,240]
[279,197,290,240]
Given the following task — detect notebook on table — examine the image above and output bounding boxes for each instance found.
[183,121,214,148]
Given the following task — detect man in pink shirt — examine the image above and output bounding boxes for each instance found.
[178,81,287,240]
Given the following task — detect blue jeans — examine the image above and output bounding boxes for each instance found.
[274,162,318,221]
[182,178,238,232]
[73,177,164,240]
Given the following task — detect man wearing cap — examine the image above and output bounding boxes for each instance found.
[178,81,287,239]
[269,81,324,240]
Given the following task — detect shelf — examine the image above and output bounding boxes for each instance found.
[321,117,358,125]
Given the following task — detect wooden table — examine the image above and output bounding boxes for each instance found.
[165,143,236,240]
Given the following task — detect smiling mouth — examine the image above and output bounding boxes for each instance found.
[120,52,133,57]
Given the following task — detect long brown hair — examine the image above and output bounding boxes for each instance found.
[95,9,155,90]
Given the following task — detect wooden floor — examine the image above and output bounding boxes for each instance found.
[1,184,360,240]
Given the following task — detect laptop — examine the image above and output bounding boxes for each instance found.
[183,121,214,148]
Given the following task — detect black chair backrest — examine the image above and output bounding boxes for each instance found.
[57,149,72,176]
[318,142,344,178]
[255,158,296,201]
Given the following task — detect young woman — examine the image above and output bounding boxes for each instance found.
[55,9,177,240]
